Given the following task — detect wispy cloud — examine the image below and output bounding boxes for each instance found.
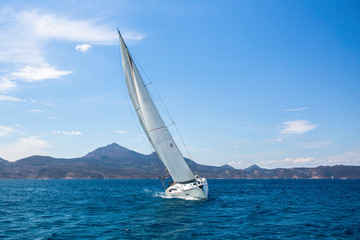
[228,160,248,169]
[75,44,91,53]
[283,157,314,164]
[281,120,317,134]
[0,8,144,95]
[27,98,55,106]
[0,9,145,63]
[268,137,283,142]
[114,130,127,135]
[22,11,117,44]
[122,32,147,42]
[51,130,82,136]
[284,107,309,112]
[0,125,17,137]
[0,8,44,65]
[231,139,253,148]
[28,109,43,113]
[11,65,72,82]
[63,131,82,136]
[266,157,315,166]
[235,151,285,159]
[0,95,22,102]
[326,149,360,165]
[0,136,50,161]
[15,10,144,45]
[232,141,240,148]
[298,139,332,149]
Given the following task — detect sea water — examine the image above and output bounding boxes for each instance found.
[0,179,359,239]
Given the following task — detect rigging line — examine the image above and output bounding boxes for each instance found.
[117,43,153,153]
[167,121,175,128]
[148,89,173,122]
[130,52,174,121]
[129,48,193,161]
[174,123,193,161]
[128,51,176,135]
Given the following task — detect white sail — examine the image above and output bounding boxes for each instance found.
[118,32,195,184]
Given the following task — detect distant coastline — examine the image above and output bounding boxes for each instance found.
[1,143,360,180]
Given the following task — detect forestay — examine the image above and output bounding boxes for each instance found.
[118,32,195,184]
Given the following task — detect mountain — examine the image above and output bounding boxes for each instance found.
[244,164,261,172]
[0,158,9,166]
[0,143,359,179]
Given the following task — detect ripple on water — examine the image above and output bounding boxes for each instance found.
[0,179,359,239]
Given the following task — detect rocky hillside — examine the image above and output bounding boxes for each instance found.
[0,143,359,179]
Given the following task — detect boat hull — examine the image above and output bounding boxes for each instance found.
[165,178,208,200]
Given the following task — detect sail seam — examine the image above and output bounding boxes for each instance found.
[148,126,166,133]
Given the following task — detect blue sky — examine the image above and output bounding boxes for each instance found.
[0,0,359,168]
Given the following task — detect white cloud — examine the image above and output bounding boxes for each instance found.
[0,9,145,95]
[11,65,72,82]
[63,131,82,136]
[0,77,16,92]
[0,136,50,161]
[25,12,117,44]
[326,149,360,165]
[281,120,317,134]
[0,95,22,101]
[75,44,91,52]
[52,130,82,136]
[27,98,54,106]
[235,151,285,159]
[263,147,360,168]
[298,140,332,149]
[228,160,250,169]
[232,141,240,148]
[0,9,145,64]
[122,32,147,42]
[284,107,309,112]
[114,130,127,134]
[0,125,17,137]
[283,157,314,164]
[266,157,316,167]
[268,137,283,142]
[16,10,144,45]
[28,109,42,113]
[0,9,44,64]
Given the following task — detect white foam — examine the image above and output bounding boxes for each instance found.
[152,191,202,201]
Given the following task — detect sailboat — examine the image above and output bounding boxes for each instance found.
[118,30,208,200]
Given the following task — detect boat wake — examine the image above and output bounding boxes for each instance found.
[143,188,201,201]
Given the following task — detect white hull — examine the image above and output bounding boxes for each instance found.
[165,177,208,200]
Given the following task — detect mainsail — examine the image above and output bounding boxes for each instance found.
[118,31,195,184]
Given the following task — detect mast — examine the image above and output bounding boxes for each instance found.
[118,30,195,184]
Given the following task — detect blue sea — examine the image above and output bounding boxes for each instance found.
[0,179,359,239]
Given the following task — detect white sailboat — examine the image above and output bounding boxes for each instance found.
[118,30,208,200]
